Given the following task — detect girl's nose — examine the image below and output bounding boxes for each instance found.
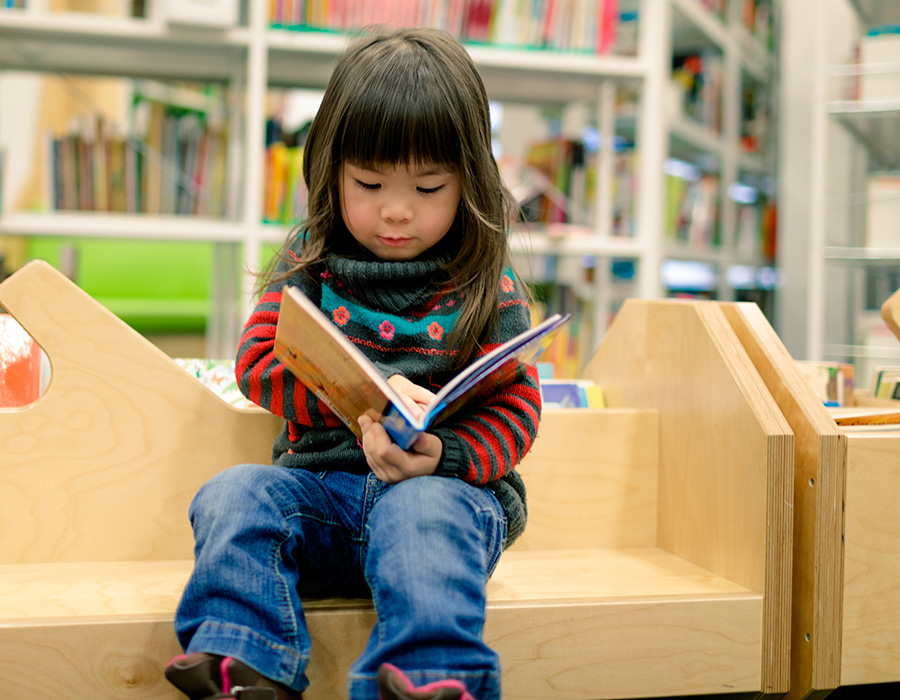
[381,198,413,223]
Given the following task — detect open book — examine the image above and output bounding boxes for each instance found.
[273,285,570,449]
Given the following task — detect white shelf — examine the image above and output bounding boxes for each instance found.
[847,0,900,27]
[669,115,726,163]
[265,29,648,102]
[663,242,729,265]
[0,212,247,243]
[825,246,900,264]
[510,230,643,258]
[0,12,248,82]
[823,344,900,361]
[827,99,900,169]
[671,0,730,52]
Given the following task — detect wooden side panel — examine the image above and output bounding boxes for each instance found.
[513,409,659,551]
[0,261,282,563]
[841,434,900,685]
[720,302,846,699]
[490,596,762,700]
[582,299,794,693]
[882,287,900,343]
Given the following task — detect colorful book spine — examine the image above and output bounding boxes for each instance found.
[269,0,624,55]
[263,128,308,226]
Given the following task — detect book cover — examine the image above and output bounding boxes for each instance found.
[274,285,570,449]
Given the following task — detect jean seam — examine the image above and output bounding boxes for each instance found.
[361,474,384,645]
[272,524,300,645]
[347,669,497,682]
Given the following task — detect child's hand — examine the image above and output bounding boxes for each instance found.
[358,414,442,483]
[386,374,436,420]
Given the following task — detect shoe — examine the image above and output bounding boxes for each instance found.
[377,664,476,700]
[165,653,303,700]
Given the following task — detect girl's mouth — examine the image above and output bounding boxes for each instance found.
[378,236,412,247]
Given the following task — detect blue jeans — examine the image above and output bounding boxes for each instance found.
[174,465,507,700]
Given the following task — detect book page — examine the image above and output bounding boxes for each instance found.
[422,313,570,425]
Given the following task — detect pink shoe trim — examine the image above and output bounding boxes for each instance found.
[381,663,472,698]
[220,656,237,693]
[166,654,188,669]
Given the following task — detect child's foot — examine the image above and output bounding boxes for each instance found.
[376,664,476,700]
[165,653,303,700]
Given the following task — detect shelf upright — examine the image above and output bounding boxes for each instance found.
[634,0,669,301]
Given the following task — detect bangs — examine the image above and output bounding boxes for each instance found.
[336,58,462,168]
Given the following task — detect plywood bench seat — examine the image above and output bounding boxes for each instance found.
[1,547,764,699]
[0,262,793,699]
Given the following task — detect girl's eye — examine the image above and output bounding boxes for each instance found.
[355,180,380,191]
[417,185,444,194]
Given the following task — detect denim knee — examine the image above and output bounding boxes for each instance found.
[366,477,507,578]
[189,463,293,525]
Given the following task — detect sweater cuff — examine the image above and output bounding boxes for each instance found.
[432,429,472,481]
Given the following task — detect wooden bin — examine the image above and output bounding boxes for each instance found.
[0,261,793,699]
[721,300,900,698]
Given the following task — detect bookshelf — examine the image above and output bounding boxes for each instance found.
[799,0,900,387]
[0,0,779,363]
[663,0,778,311]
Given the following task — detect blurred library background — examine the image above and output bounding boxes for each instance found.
[0,0,898,392]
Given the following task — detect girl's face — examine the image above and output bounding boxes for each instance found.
[339,161,461,261]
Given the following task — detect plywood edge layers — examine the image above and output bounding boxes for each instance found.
[719,302,847,697]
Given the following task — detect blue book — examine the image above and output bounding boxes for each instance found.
[274,285,570,449]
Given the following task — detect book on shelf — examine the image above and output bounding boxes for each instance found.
[45,88,229,218]
[664,166,720,249]
[874,367,900,401]
[796,360,856,407]
[528,280,604,378]
[541,378,605,408]
[273,285,570,449]
[671,52,724,134]
[263,125,308,226]
[269,0,624,56]
[515,136,636,236]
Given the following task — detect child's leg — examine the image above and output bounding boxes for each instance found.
[348,476,507,700]
[174,464,371,695]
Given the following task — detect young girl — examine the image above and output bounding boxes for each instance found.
[166,27,542,700]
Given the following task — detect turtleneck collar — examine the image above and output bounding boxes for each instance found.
[325,256,449,314]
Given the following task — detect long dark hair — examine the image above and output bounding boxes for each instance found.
[264,27,519,367]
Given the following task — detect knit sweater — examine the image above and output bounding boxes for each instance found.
[235,239,542,545]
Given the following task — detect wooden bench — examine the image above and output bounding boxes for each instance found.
[0,261,793,699]
[720,297,900,699]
